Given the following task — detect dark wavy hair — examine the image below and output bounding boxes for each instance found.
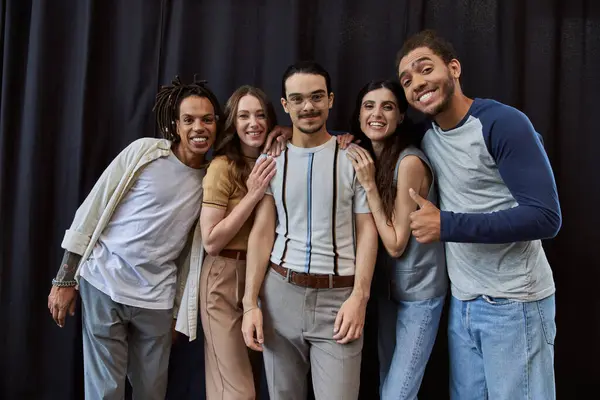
[350,80,421,223]
[215,85,278,195]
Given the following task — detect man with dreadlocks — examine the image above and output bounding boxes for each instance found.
[46,76,222,400]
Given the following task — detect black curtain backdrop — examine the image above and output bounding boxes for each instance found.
[1,0,599,399]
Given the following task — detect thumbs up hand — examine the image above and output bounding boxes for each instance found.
[408,188,441,243]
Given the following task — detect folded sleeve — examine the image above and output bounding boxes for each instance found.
[202,157,232,210]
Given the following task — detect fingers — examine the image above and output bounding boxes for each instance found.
[51,305,59,325]
[69,297,77,316]
[242,313,264,352]
[242,325,251,347]
[250,157,275,181]
[258,158,276,181]
[242,325,254,348]
[263,125,291,154]
[333,314,350,341]
[262,129,278,153]
[246,323,263,352]
[58,305,68,327]
[255,321,264,346]
[350,145,373,163]
[276,135,286,154]
[409,219,432,243]
[261,168,277,189]
[337,133,354,149]
[345,150,357,163]
[337,324,363,344]
[346,145,372,166]
[268,135,288,157]
[345,152,362,175]
[52,304,65,327]
[409,188,428,208]
[333,309,343,336]
[251,155,268,174]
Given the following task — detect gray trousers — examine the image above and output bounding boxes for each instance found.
[260,268,364,400]
[79,278,173,400]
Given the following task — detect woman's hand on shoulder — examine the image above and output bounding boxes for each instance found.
[345,144,376,191]
[246,156,276,201]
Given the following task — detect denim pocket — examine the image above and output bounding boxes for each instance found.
[536,295,556,345]
[481,295,516,305]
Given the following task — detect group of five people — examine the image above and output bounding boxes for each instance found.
[47,29,561,400]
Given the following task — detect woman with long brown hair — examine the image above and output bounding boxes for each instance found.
[199,85,278,399]
[346,79,448,400]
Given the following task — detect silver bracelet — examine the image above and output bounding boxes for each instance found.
[52,278,77,287]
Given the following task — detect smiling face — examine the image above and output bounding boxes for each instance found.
[359,87,403,143]
[235,94,268,152]
[281,73,333,134]
[174,95,217,165]
[398,46,459,117]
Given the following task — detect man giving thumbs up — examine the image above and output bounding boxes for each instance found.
[408,187,440,243]
[397,30,561,400]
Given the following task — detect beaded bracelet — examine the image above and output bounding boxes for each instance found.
[52,278,77,287]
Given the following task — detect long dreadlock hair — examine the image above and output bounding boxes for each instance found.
[153,74,223,142]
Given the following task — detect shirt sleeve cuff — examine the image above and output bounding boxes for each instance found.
[61,229,90,256]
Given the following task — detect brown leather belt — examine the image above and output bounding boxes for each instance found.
[218,249,247,261]
[270,262,354,289]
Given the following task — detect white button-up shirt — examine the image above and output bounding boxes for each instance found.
[61,137,204,341]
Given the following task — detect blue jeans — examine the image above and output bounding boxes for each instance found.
[448,294,556,400]
[378,295,445,400]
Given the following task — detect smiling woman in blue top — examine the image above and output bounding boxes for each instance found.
[397,29,562,400]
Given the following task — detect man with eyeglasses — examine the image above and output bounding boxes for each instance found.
[241,61,378,400]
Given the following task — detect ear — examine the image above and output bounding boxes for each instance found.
[280,97,290,114]
[448,58,462,80]
[328,92,335,109]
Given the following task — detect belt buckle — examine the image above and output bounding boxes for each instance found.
[328,275,333,289]
[285,267,292,283]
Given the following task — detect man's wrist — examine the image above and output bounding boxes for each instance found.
[350,288,370,303]
[52,278,77,287]
[56,251,81,281]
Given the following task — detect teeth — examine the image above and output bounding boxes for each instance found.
[247,132,262,137]
[192,137,207,143]
[369,122,385,127]
[419,91,434,102]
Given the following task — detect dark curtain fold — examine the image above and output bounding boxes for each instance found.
[1,1,598,399]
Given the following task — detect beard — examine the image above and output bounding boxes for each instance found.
[296,111,324,134]
[298,123,325,134]
[424,72,455,117]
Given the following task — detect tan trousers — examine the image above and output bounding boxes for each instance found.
[200,253,259,400]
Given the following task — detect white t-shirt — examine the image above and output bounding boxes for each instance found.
[266,136,370,276]
[80,151,204,309]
